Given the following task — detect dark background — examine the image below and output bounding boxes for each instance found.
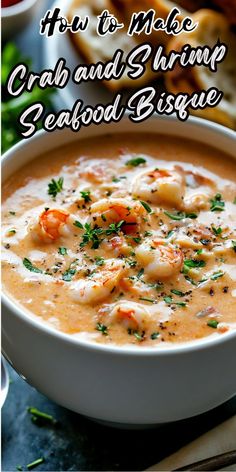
[2,1,236,470]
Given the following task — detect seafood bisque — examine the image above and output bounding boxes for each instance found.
[2,133,236,347]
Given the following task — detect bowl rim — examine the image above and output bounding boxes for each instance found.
[2,115,236,357]
[1,0,38,17]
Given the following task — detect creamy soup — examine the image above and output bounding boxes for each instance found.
[2,133,236,347]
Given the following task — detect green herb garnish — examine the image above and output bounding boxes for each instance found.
[27,407,57,425]
[164,211,197,220]
[125,157,146,167]
[184,275,198,286]
[112,176,127,183]
[164,296,186,307]
[62,268,76,282]
[133,332,143,341]
[232,241,236,253]
[23,258,43,274]
[212,226,222,236]
[137,268,144,279]
[95,256,105,266]
[74,220,84,229]
[47,177,63,198]
[210,193,225,212]
[105,220,125,236]
[96,323,108,335]
[27,458,45,470]
[150,332,160,340]
[58,247,67,256]
[184,259,206,270]
[139,297,156,303]
[140,201,152,213]
[171,289,185,297]
[80,190,91,203]
[210,271,224,281]
[207,320,219,329]
[80,223,103,249]
[133,237,141,244]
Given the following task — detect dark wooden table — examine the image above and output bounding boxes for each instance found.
[2,1,236,470]
[2,364,236,471]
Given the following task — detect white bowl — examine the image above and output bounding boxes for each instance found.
[2,0,40,40]
[2,116,236,427]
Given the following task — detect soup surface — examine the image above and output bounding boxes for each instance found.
[2,133,236,347]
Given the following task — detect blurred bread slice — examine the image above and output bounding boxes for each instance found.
[153,0,207,17]
[111,0,182,44]
[165,9,236,129]
[68,0,156,91]
[211,0,236,26]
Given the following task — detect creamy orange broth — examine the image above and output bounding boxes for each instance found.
[2,133,236,347]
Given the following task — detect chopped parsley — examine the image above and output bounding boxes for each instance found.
[80,223,103,249]
[207,320,219,329]
[144,230,153,237]
[47,177,64,198]
[232,241,236,253]
[133,237,141,244]
[150,332,160,340]
[80,190,91,203]
[96,323,108,335]
[212,226,222,236]
[140,201,152,213]
[58,247,67,256]
[105,220,125,236]
[9,211,16,215]
[62,267,76,282]
[125,157,146,167]
[164,211,197,220]
[23,258,43,274]
[210,193,225,212]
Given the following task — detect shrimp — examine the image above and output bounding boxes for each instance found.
[102,301,151,331]
[69,259,126,304]
[136,238,183,279]
[173,224,213,249]
[132,167,185,208]
[30,208,72,243]
[90,198,145,234]
[184,171,215,211]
